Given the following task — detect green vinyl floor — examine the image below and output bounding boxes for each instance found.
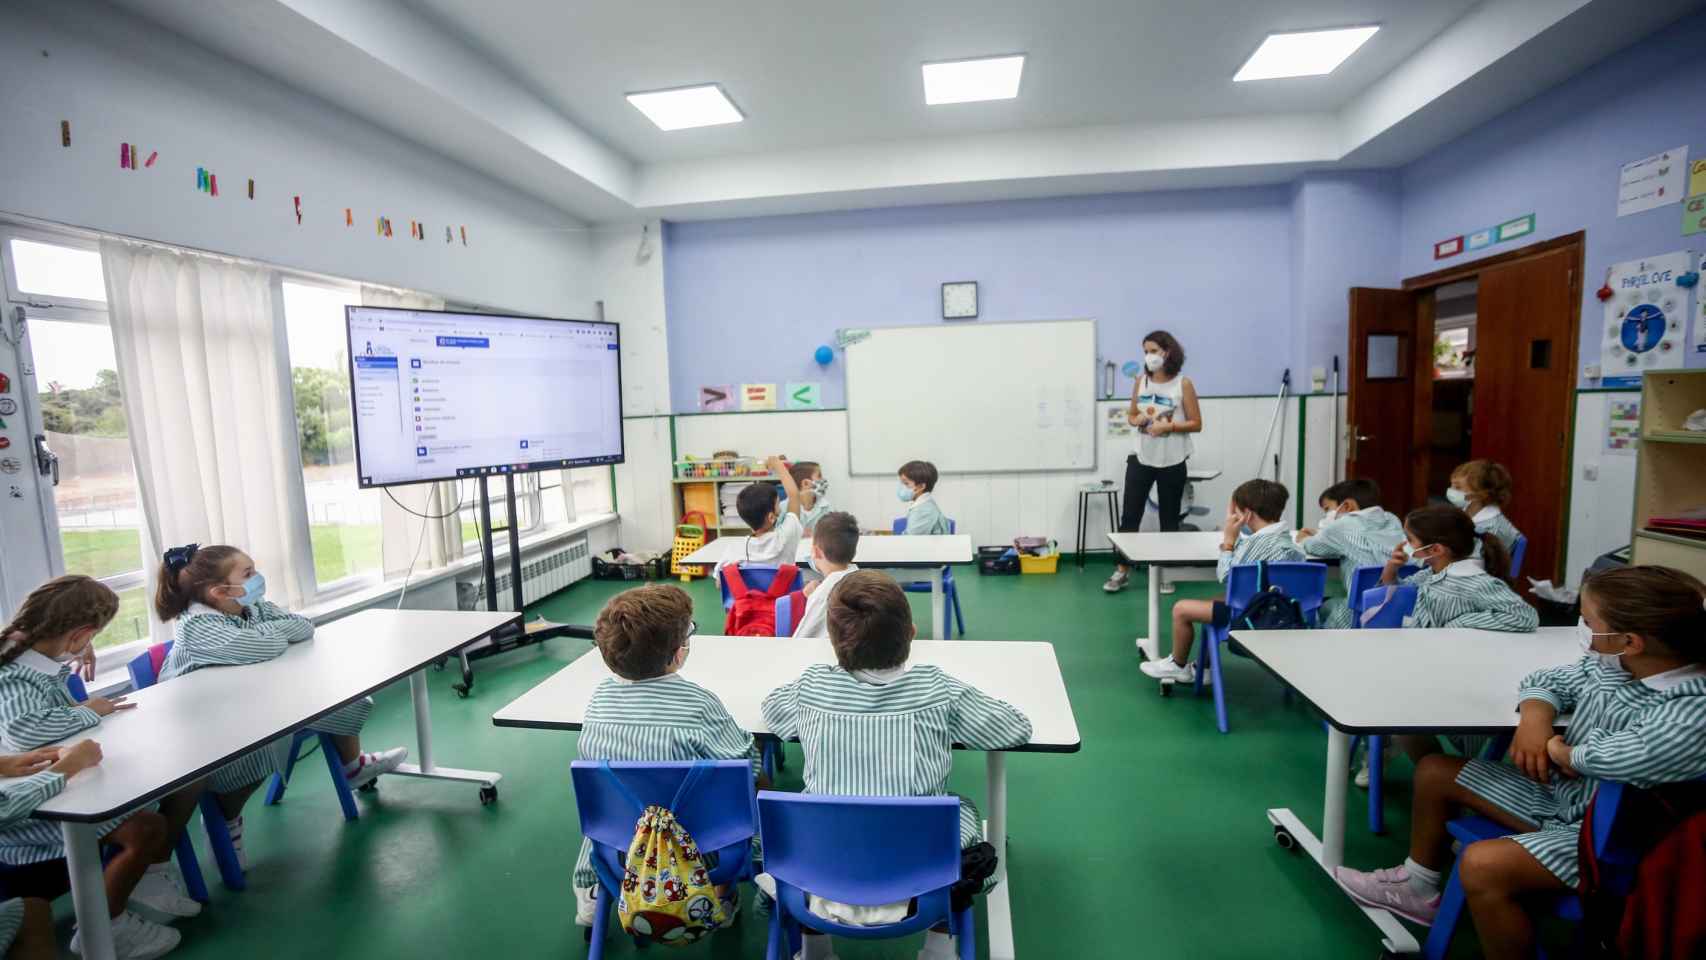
[85,561,1466,960]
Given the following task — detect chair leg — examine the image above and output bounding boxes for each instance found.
[951,584,965,637]
[265,730,311,806]
[1422,861,1471,960]
[589,883,609,960]
[318,733,360,821]
[1192,625,1210,696]
[954,904,977,960]
[197,793,245,891]
[1209,633,1229,734]
[1368,735,1385,835]
[174,831,209,904]
[765,902,783,960]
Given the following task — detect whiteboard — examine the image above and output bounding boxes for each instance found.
[844,319,1097,474]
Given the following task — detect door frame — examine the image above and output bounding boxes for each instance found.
[1398,231,1585,583]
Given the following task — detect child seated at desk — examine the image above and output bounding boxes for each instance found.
[789,460,832,532]
[1335,565,1706,960]
[716,456,804,578]
[0,740,112,960]
[0,574,195,958]
[897,460,952,535]
[793,511,859,639]
[1140,479,1304,685]
[1448,459,1524,556]
[761,572,1031,960]
[573,585,758,926]
[154,544,408,870]
[1378,507,1536,632]
[1296,478,1406,630]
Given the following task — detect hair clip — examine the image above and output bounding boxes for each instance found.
[163,543,200,574]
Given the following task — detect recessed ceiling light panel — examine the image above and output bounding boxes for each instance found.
[1234,26,1378,81]
[922,54,1026,105]
[626,83,744,131]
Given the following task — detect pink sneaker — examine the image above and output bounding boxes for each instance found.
[1333,864,1441,925]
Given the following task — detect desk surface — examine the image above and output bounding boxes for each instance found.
[493,634,1081,753]
[1230,626,1581,734]
[21,609,517,822]
[1106,530,1226,563]
[682,534,974,568]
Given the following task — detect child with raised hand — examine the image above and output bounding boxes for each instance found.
[789,461,832,532]
[1335,565,1706,960]
[1379,506,1536,632]
[572,585,757,926]
[717,457,805,578]
[1448,459,1523,554]
[896,460,952,535]
[762,571,1030,960]
[1296,478,1406,629]
[0,575,193,958]
[793,511,860,639]
[154,544,408,870]
[1140,479,1304,685]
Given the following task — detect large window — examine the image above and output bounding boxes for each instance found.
[6,235,150,648]
[281,281,383,588]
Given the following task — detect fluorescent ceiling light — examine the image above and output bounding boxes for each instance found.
[1234,26,1378,81]
[626,84,744,131]
[923,54,1025,105]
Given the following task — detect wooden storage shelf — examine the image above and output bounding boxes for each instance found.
[1631,370,1706,581]
[1640,429,1706,444]
[1640,372,1706,435]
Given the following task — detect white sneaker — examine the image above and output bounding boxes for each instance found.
[1139,657,1201,684]
[345,746,409,789]
[1354,755,1372,790]
[574,885,598,927]
[1102,569,1130,593]
[130,863,201,919]
[72,911,181,960]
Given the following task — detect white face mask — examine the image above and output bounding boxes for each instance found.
[1445,487,1469,509]
[1318,509,1342,530]
[1404,542,1438,563]
[1143,352,1166,373]
[1576,617,1626,656]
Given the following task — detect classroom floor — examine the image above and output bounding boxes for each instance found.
[97,560,1467,960]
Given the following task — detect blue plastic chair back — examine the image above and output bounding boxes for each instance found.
[1222,561,1329,620]
[571,760,757,860]
[758,792,961,907]
[776,594,796,634]
[127,642,172,690]
[65,674,88,703]
[718,564,805,610]
[1357,584,1418,628]
[1346,565,1418,620]
[1509,535,1528,581]
[889,518,957,534]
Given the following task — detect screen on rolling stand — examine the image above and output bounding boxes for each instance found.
[345,306,624,488]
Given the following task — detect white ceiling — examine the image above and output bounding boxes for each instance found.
[102,0,1706,223]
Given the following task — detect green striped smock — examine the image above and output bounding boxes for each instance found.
[1216,523,1306,582]
[903,494,952,536]
[1398,561,1537,631]
[0,652,137,862]
[1472,506,1523,554]
[1457,655,1706,885]
[571,673,758,890]
[0,769,68,944]
[1305,508,1408,629]
[165,601,373,793]
[761,664,1032,848]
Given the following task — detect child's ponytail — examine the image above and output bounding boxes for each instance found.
[1478,532,1512,582]
[154,543,242,621]
[0,575,119,667]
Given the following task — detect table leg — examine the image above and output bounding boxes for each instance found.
[928,569,946,640]
[64,821,113,960]
[1136,563,1161,661]
[1074,493,1086,569]
[985,752,1014,960]
[391,668,505,796]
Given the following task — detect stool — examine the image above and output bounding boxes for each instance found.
[1074,484,1120,568]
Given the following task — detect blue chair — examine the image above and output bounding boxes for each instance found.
[64,667,209,905]
[1193,561,1329,734]
[1424,779,1648,960]
[718,563,806,612]
[1344,564,1418,626]
[890,518,966,639]
[1509,534,1528,582]
[571,760,757,957]
[1344,582,1420,835]
[758,792,974,960]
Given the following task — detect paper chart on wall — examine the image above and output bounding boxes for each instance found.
[1618,146,1688,217]
[1605,397,1641,455]
[1105,405,1132,438]
[1601,251,1693,386]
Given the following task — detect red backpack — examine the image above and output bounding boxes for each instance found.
[721,564,805,637]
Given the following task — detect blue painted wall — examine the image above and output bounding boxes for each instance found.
[663,187,1295,411]
[1291,172,1402,384]
[1399,15,1706,385]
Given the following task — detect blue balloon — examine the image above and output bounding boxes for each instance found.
[814,345,834,365]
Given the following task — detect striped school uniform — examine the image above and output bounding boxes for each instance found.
[164,601,373,793]
[571,673,758,891]
[1457,655,1706,885]
[1399,560,1538,631]
[1305,508,1407,629]
[1472,505,1523,553]
[1216,522,1306,582]
[0,768,67,945]
[0,652,131,863]
[761,664,1032,848]
[903,493,952,536]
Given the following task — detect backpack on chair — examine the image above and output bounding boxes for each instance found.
[1220,562,1309,655]
[603,761,731,946]
[721,563,805,636]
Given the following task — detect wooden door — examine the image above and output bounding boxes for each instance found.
[1472,247,1579,584]
[1346,288,1424,515]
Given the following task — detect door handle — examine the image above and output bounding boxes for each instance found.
[1355,433,1374,441]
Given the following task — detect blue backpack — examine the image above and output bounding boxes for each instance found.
[1230,562,1309,632]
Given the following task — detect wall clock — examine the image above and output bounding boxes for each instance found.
[941,281,978,320]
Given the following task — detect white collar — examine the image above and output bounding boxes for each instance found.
[612,672,679,686]
[14,649,66,677]
[1472,505,1503,523]
[1641,663,1706,692]
[1350,506,1382,518]
[851,664,909,686]
[185,601,239,619]
[1442,558,1485,578]
[1247,521,1287,539]
[911,492,935,508]
[818,563,858,580]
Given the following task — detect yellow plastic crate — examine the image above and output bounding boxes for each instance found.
[1018,553,1059,574]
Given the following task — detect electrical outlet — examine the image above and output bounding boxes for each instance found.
[1583,363,1602,379]
[1583,464,1599,481]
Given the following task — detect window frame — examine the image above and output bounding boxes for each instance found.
[1,227,110,317]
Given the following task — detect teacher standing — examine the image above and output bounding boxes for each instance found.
[1103,329,1203,593]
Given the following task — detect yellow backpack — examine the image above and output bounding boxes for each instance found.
[606,763,730,946]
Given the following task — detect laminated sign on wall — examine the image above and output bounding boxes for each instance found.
[1618,146,1688,217]
[741,384,777,411]
[1601,251,1693,387]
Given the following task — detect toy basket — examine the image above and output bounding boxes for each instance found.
[671,511,711,580]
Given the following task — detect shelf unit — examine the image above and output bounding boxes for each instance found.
[1630,370,1706,579]
[672,474,783,536]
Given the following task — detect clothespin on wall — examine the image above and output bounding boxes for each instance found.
[293,196,302,225]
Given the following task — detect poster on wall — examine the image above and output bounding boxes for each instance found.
[740,383,777,411]
[1618,146,1688,217]
[1105,405,1132,438]
[784,382,822,410]
[699,385,734,412]
[1600,251,1693,387]
[1605,397,1642,455]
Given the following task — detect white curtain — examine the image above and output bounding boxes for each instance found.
[102,241,314,637]
[364,287,463,578]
